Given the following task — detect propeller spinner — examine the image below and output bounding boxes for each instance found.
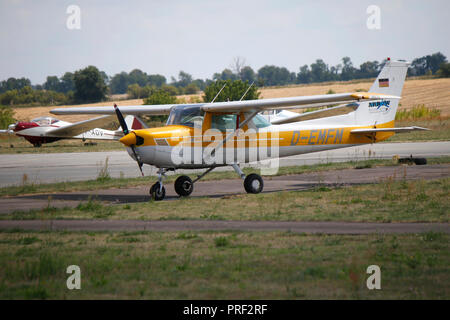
[114,104,145,176]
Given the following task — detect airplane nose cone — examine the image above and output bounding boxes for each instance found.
[119,132,136,147]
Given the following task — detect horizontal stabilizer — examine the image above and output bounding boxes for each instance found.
[350,126,430,134]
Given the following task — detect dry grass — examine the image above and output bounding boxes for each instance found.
[395,104,441,121]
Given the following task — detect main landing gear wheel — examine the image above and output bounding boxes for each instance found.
[150,182,166,201]
[244,173,264,194]
[174,175,193,197]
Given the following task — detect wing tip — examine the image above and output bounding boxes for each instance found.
[351,92,401,100]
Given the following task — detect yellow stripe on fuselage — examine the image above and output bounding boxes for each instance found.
[131,121,396,148]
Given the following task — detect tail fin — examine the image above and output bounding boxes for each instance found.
[354,59,410,126]
[118,115,148,131]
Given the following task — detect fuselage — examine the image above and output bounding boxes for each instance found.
[122,109,395,169]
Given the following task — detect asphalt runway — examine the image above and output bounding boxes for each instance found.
[0,141,449,187]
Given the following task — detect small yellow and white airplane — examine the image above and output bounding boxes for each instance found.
[51,59,428,200]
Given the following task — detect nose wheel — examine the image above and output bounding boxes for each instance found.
[150,182,166,201]
[150,169,167,201]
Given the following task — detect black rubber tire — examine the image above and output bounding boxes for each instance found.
[174,175,193,197]
[413,158,427,165]
[150,182,166,201]
[399,157,427,166]
[244,173,264,194]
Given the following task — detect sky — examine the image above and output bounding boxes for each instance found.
[0,0,449,84]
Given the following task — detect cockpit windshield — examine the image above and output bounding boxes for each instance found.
[31,117,60,126]
[166,105,204,128]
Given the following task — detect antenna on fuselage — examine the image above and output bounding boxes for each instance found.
[211,83,227,103]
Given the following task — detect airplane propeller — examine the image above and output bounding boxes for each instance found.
[114,104,144,176]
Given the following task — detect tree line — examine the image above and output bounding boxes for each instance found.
[0,52,448,107]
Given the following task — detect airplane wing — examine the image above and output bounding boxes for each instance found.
[50,92,400,116]
[0,130,11,134]
[271,103,359,125]
[45,115,119,138]
[200,92,399,113]
[350,126,430,134]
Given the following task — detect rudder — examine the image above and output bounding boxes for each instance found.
[355,59,409,126]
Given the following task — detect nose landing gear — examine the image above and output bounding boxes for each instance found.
[150,182,166,201]
[150,169,167,201]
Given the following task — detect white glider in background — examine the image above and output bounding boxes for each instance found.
[1,115,147,147]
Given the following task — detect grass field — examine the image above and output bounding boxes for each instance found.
[0,230,447,299]
[4,176,449,223]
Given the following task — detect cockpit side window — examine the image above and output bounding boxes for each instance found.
[166,106,204,128]
[211,114,237,132]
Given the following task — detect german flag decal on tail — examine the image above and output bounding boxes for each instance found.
[379,78,389,87]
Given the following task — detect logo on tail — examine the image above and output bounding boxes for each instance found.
[368,100,390,113]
